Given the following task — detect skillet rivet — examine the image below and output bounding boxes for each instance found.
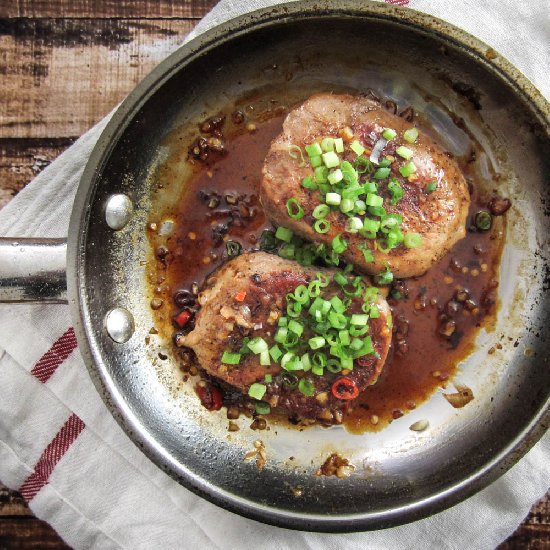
[105,307,135,343]
[105,194,133,230]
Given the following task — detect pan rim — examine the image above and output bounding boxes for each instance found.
[67,0,550,532]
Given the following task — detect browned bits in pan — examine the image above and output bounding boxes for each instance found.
[488,195,511,216]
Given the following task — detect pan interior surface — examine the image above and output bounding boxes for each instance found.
[69,3,550,531]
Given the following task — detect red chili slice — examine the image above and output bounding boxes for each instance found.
[195,382,223,411]
[331,377,360,400]
[173,309,192,328]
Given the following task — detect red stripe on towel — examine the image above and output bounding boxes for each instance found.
[30,327,77,383]
[19,413,85,502]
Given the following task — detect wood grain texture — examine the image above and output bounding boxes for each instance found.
[0,138,74,208]
[0,18,197,138]
[1,0,217,18]
[0,1,548,548]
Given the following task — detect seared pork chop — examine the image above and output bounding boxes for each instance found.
[179,252,392,423]
[261,93,470,278]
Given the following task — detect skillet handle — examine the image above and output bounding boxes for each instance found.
[0,238,67,304]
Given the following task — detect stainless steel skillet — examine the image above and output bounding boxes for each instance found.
[0,0,548,532]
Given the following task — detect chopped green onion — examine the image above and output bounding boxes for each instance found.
[326,359,343,373]
[312,352,327,368]
[314,166,329,183]
[396,145,414,160]
[290,285,310,304]
[334,137,344,153]
[274,327,288,344]
[278,316,288,327]
[301,175,317,190]
[248,383,266,400]
[404,232,423,248]
[269,345,283,362]
[310,155,323,168]
[321,137,335,152]
[286,198,304,219]
[322,151,340,168]
[221,351,241,365]
[426,180,438,193]
[328,311,347,329]
[326,192,341,206]
[382,128,397,141]
[349,324,370,337]
[379,158,392,168]
[399,161,417,177]
[278,243,295,259]
[316,272,330,287]
[260,229,278,251]
[309,336,326,350]
[332,234,348,254]
[339,330,350,346]
[358,243,374,263]
[366,193,383,207]
[374,167,391,179]
[350,338,364,351]
[355,156,374,174]
[403,127,419,143]
[314,219,331,233]
[248,336,268,354]
[305,142,322,157]
[354,199,366,213]
[342,185,363,200]
[333,272,348,286]
[328,169,343,184]
[388,178,404,205]
[226,240,242,258]
[346,217,363,233]
[376,266,394,285]
[275,226,293,242]
[350,140,365,156]
[339,198,355,213]
[288,319,304,336]
[340,161,358,185]
[330,295,346,313]
[368,205,387,218]
[369,305,380,319]
[351,314,369,326]
[363,181,378,193]
[264,374,273,383]
[255,402,271,414]
[301,353,312,371]
[361,218,380,237]
[286,301,302,318]
[298,378,315,396]
[475,211,492,231]
[311,364,324,376]
[312,204,330,219]
[260,350,271,366]
[288,144,306,166]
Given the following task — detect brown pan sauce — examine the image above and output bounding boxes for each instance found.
[148,102,504,433]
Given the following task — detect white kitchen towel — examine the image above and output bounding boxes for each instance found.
[1,1,549,549]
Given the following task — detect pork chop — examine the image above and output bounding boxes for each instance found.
[261,93,470,278]
[179,252,392,423]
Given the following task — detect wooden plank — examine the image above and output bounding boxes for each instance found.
[2,0,218,19]
[0,138,74,208]
[0,518,71,549]
[0,484,32,517]
[0,18,197,138]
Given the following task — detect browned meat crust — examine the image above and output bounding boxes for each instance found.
[179,252,392,422]
[260,93,470,277]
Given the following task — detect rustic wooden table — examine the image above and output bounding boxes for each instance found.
[0,1,548,548]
